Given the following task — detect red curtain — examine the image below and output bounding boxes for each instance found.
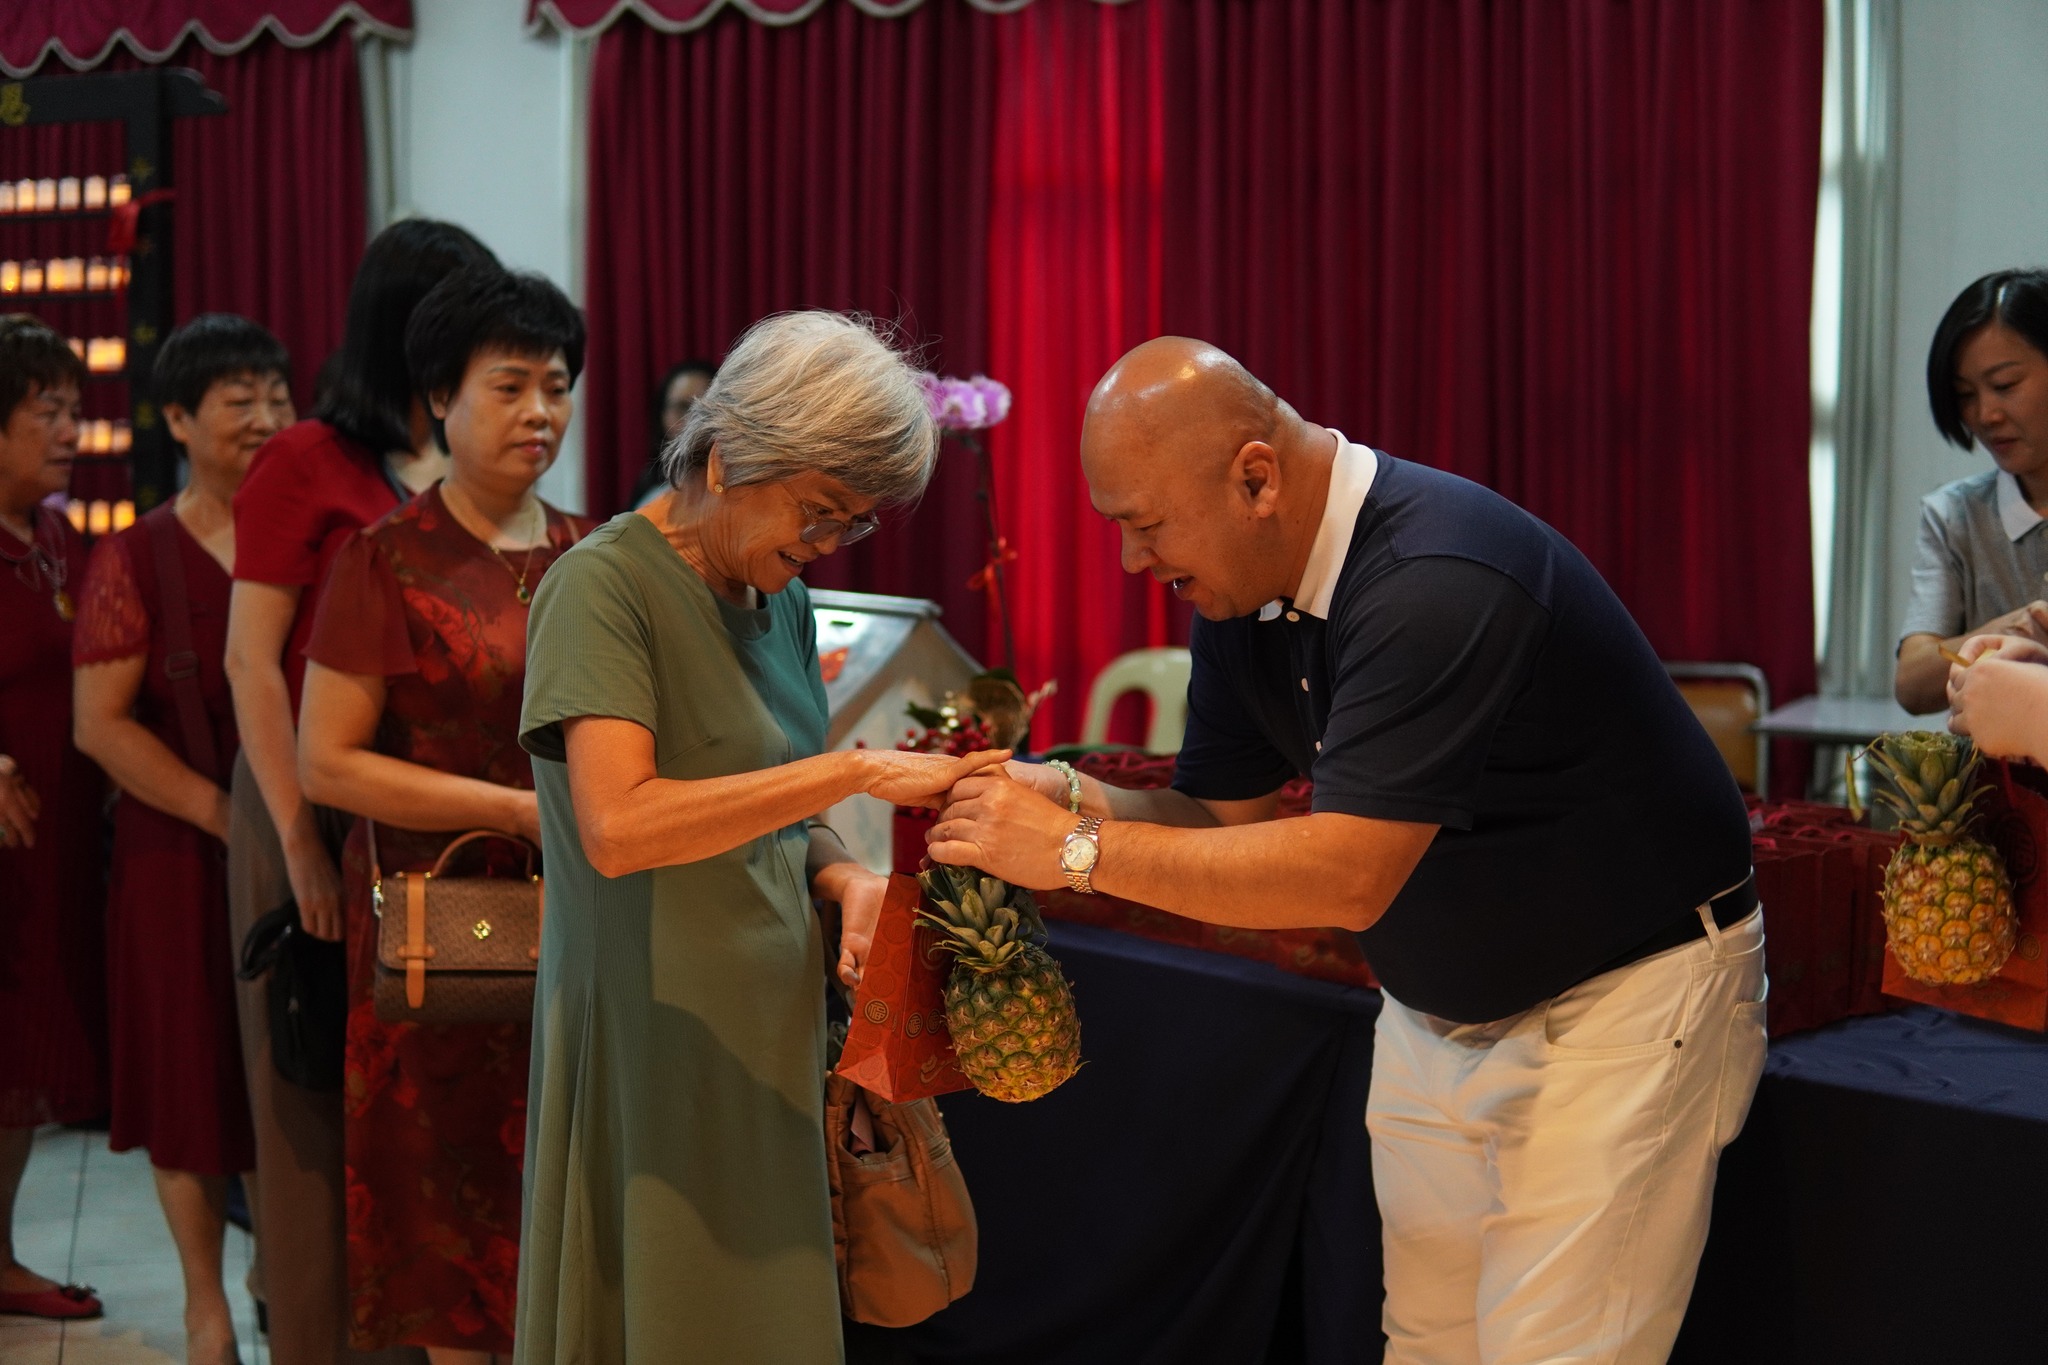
[985,0,1174,742]
[0,35,364,501]
[1157,0,1824,748]
[583,6,997,655]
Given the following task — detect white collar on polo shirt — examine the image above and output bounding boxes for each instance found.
[1258,430,1378,622]
[1996,470,2045,543]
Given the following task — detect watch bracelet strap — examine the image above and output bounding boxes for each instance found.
[1065,814,1104,894]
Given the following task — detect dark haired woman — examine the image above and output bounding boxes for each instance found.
[71,314,293,1363]
[299,266,591,1363]
[1896,268,2048,713]
[223,218,497,1364]
[0,315,108,1322]
[626,358,716,510]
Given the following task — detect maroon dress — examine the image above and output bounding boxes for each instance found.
[0,506,107,1127]
[304,484,589,1353]
[72,505,254,1174]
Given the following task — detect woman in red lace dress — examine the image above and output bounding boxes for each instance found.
[0,316,107,1321]
[72,316,294,1365]
[299,267,589,1362]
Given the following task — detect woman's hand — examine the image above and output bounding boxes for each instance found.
[1949,641,2048,764]
[815,862,888,989]
[282,822,344,942]
[0,754,39,850]
[858,748,1012,809]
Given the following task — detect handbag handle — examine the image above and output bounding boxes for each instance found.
[367,820,539,885]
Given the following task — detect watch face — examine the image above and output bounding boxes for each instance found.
[1060,834,1099,874]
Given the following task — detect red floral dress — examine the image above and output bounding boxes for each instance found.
[0,507,106,1127]
[72,506,254,1173]
[303,484,590,1352]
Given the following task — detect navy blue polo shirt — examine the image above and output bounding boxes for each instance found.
[1172,452,1753,1024]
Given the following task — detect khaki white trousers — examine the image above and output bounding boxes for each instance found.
[1369,905,1767,1365]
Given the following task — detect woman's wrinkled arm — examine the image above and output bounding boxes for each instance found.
[561,715,1007,879]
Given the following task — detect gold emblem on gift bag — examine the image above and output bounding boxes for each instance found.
[473,919,492,940]
[0,86,28,128]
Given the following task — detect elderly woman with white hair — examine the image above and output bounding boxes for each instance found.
[514,311,1003,1363]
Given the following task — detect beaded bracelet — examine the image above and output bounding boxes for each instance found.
[1043,758,1084,814]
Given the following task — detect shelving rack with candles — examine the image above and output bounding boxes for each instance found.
[0,68,226,530]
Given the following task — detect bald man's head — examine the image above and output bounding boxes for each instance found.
[1079,337,1334,621]
[1081,337,1280,482]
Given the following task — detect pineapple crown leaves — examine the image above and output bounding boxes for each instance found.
[916,863,1050,971]
[1846,730,1989,846]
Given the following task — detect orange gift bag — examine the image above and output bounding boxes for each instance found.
[835,874,974,1102]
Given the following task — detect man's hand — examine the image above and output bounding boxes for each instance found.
[0,754,39,851]
[927,769,1082,890]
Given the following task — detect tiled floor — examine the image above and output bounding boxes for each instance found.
[2,1126,265,1365]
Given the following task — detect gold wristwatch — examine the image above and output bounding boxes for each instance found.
[1059,816,1104,894]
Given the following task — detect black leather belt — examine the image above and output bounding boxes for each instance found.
[1591,873,1760,979]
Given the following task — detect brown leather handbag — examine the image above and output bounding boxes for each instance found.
[825,1072,978,1326]
[370,822,543,1026]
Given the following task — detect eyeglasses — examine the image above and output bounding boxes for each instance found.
[795,495,881,546]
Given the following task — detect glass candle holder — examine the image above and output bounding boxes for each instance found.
[20,260,44,293]
[13,180,34,210]
[85,257,107,292]
[108,176,131,207]
[0,183,14,213]
[56,178,80,211]
[110,422,132,454]
[111,501,135,532]
[34,179,56,212]
[0,261,18,294]
[65,500,87,533]
[87,500,111,536]
[82,176,106,210]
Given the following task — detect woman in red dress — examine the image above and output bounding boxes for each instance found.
[222,218,494,1364]
[72,316,295,1364]
[0,316,108,1321]
[299,266,589,1362]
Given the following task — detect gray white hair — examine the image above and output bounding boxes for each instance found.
[662,311,938,506]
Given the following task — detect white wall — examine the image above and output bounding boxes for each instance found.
[1884,0,2048,646]
[375,2,591,511]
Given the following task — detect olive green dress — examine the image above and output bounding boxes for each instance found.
[515,512,839,1364]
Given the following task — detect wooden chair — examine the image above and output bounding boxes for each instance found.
[1665,661,1771,795]
[1079,648,1194,754]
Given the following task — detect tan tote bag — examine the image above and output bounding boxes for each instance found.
[825,1072,978,1326]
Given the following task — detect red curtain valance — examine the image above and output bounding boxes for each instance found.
[527,0,1115,38]
[0,1,411,78]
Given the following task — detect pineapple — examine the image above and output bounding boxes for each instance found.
[916,865,1082,1102]
[1852,731,2017,986]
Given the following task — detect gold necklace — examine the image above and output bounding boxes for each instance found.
[486,502,546,605]
[0,506,71,621]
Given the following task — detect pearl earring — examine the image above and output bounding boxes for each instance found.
[712,483,725,494]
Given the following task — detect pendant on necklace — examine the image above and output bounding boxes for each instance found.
[52,588,74,622]
[515,583,531,606]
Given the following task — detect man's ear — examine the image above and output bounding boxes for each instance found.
[428,388,453,421]
[161,403,193,447]
[1234,440,1281,515]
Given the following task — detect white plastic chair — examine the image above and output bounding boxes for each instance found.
[1079,648,1193,754]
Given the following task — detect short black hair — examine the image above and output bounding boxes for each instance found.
[404,264,586,452]
[0,313,87,424]
[312,218,498,455]
[152,313,290,414]
[1926,268,2048,449]
[647,357,718,457]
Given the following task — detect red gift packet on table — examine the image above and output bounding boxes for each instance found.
[835,873,975,1102]
[1880,759,2048,1031]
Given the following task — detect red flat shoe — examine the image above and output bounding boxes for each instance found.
[0,1283,103,1319]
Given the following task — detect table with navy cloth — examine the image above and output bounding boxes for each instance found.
[851,925,2048,1365]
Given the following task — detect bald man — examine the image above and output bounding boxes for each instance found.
[929,338,1763,1365]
